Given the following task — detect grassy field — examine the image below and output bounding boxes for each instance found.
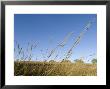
[14,61,97,76]
[14,19,97,76]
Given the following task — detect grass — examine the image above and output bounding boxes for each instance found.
[14,19,97,76]
[14,61,97,76]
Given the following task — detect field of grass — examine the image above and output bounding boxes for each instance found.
[14,61,97,76]
[14,19,97,76]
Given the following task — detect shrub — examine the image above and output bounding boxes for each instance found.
[91,58,97,64]
[61,59,72,63]
[74,59,84,64]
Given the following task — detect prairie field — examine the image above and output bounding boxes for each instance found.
[14,61,97,76]
[14,15,97,76]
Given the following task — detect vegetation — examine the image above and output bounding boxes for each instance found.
[14,60,97,76]
[14,19,97,76]
[74,59,84,64]
[91,59,97,64]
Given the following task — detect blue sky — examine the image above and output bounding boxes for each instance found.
[14,14,97,62]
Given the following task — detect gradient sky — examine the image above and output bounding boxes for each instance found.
[14,14,97,62]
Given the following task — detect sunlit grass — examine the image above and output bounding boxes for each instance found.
[14,61,97,76]
[14,19,97,76]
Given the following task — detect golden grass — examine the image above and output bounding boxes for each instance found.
[14,61,97,76]
[14,19,97,76]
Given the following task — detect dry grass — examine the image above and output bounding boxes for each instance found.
[14,19,97,76]
[14,61,97,76]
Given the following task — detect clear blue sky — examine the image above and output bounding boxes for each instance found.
[14,14,97,62]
